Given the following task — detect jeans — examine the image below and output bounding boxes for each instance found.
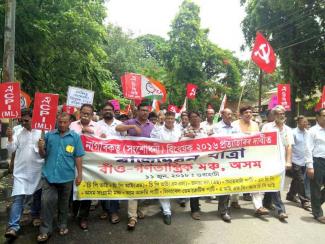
[72,200,91,220]
[263,191,286,214]
[40,179,73,234]
[310,157,325,218]
[101,200,119,214]
[190,198,200,212]
[304,168,311,200]
[8,189,42,231]
[287,163,309,204]
[218,195,230,215]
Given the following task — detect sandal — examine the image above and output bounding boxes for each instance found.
[79,219,88,231]
[59,228,69,236]
[137,210,145,219]
[127,218,137,231]
[4,228,17,239]
[110,213,120,224]
[99,212,109,220]
[37,233,50,242]
[32,218,42,227]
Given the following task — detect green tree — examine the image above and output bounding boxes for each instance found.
[165,0,241,110]
[0,0,120,107]
[241,0,325,123]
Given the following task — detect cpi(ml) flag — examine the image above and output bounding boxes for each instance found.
[251,32,276,73]
[186,83,198,100]
[0,82,21,119]
[277,84,291,111]
[32,92,59,131]
[121,73,166,102]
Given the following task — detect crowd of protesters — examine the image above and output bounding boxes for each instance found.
[3,100,325,242]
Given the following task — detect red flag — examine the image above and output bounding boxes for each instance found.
[121,73,142,99]
[32,92,59,131]
[277,84,291,111]
[321,86,325,108]
[251,32,276,73]
[0,82,21,118]
[62,104,75,115]
[186,83,198,99]
[168,104,179,113]
[316,86,325,111]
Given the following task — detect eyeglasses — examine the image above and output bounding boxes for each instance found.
[81,112,92,116]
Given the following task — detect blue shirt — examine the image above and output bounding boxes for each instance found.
[292,127,307,166]
[42,129,85,183]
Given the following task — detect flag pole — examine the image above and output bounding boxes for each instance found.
[237,60,251,113]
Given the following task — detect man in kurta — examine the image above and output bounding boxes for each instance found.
[4,109,44,239]
[232,106,269,216]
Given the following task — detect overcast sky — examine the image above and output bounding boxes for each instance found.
[105,0,250,60]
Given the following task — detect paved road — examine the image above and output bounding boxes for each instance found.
[1,174,324,244]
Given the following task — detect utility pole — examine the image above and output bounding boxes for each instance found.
[1,0,16,171]
[2,0,16,82]
[258,68,263,112]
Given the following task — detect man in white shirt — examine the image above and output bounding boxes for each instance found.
[200,108,215,136]
[261,105,293,220]
[286,115,311,210]
[150,111,181,225]
[97,102,122,224]
[213,108,239,222]
[4,109,44,239]
[306,108,325,223]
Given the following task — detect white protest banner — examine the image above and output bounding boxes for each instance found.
[66,86,94,108]
[75,132,284,200]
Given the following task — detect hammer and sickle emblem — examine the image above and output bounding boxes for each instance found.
[254,43,270,64]
[190,88,196,96]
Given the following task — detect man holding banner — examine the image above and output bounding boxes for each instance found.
[70,104,105,231]
[213,108,239,222]
[37,112,84,242]
[181,111,208,220]
[115,102,154,230]
[150,111,182,225]
[261,105,293,220]
[232,106,269,216]
[97,102,122,224]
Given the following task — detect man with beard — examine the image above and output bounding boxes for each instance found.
[97,102,121,224]
[150,111,182,225]
[261,105,293,220]
[70,104,105,231]
[36,112,84,242]
[200,108,216,136]
[115,102,154,230]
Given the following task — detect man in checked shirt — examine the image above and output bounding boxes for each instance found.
[181,111,209,220]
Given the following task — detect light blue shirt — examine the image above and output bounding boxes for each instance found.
[213,120,240,135]
[42,129,85,183]
[292,127,307,166]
